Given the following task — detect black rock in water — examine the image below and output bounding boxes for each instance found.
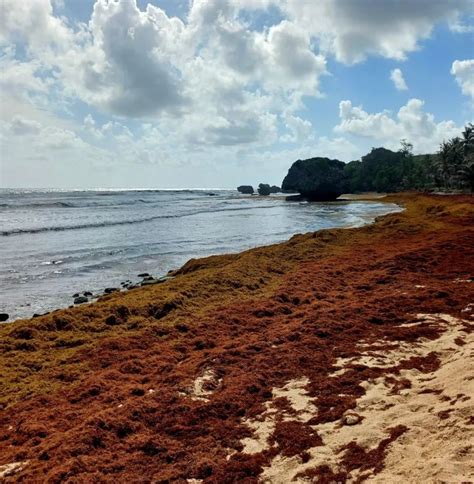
[138,272,150,278]
[83,291,93,296]
[282,157,347,201]
[0,313,9,322]
[104,287,118,294]
[257,183,271,196]
[237,185,254,194]
[269,185,281,193]
[285,194,305,202]
[74,296,88,304]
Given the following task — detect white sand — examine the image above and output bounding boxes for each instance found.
[189,368,221,401]
[240,314,473,483]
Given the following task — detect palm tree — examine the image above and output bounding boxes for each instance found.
[459,124,474,192]
[436,136,465,190]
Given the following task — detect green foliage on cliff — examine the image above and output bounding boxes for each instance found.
[282,124,473,198]
[344,146,439,193]
[346,124,473,193]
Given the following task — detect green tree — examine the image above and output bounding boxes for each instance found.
[459,123,474,191]
[436,125,473,191]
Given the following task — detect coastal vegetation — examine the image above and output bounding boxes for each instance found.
[280,124,474,200]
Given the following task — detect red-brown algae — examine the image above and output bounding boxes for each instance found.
[0,193,472,482]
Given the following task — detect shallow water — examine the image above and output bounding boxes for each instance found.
[0,189,401,320]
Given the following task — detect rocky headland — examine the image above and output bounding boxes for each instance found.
[282,157,348,201]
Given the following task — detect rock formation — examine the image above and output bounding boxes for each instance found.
[258,184,271,196]
[237,185,254,194]
[282,157,347,201]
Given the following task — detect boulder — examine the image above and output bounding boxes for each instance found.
[104,287,118,294]
[138,272,150,278]
[269,185,281,194]
[257,183,271,196]
[73,296,88,304]
[0,313,9,322]
[237,185,254,194]
[281,157,347,201]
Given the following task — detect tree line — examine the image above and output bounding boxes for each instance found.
[345,123,474,193]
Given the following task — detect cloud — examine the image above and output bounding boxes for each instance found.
[449,19,474,33]
[280,0,472,63]
[4,115,87,150]
[335,98,461,153]
[451,59,474,99]
[0,51,52,101]
[390,68,408,91]
[0,0,329,155]
[0,0,71,49]
[68,0,187,117]
[281,114,314,143]
[0,0,470,189]
[9,116,42,135]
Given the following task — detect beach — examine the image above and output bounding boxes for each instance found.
[0,193,473,482]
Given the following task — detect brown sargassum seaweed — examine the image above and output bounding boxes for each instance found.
[0,193,473,482]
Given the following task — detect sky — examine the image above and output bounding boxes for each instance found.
[0,0,473,189]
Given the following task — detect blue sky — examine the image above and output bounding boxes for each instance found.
[0,0,473,188]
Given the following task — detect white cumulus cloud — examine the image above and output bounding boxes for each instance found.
[451,59,474,99]
[335,98,461,153]
[280,0,472,63]
[390,68,408,91]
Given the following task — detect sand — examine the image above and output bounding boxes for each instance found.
[259,313,474,482]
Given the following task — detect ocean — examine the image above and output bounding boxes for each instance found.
[0,189,401,321]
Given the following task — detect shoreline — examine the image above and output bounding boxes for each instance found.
[0,193,473,482]
[1,195,401,323]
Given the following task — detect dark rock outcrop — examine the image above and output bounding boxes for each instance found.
[237,185,254,194]
[281,157,347,201]
[0,313,9,322]
[269,185,281,194]
[258,184,271,196]
[74,296,88,305]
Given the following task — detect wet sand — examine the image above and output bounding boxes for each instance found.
[0,193,473,482]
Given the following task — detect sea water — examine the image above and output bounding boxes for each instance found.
[0,189,401,320]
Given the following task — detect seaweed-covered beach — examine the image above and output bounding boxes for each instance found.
[0,193,473,482]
